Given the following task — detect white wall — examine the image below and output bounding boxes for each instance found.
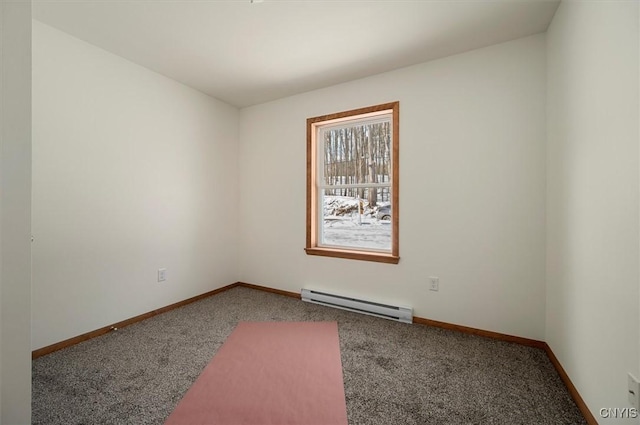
[239,34,547,340]
[1,1,32,423]
[32,21,240,350]
[546,1,639,421]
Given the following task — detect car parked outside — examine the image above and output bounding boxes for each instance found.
[376,205,391,221]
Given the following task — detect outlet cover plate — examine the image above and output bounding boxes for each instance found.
[158,268,167,282]
[429,276,439,291]
[628,373,639,408]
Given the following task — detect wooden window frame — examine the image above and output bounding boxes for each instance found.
[305,101,399,264]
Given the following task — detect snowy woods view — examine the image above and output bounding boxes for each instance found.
[321,196,391,251]
[319,120,392,251]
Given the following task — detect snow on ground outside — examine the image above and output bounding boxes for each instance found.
[321,196,391,251]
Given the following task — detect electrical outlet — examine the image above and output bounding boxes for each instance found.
[429,276,439,291]
[158,268,167,282]
[628,373,639,408]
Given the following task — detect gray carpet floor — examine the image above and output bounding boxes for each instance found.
[32,286,587,425]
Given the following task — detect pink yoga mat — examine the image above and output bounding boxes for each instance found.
[164,321,348,425]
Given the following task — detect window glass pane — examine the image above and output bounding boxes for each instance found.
[320,190,391,252]
[322,120,392,200]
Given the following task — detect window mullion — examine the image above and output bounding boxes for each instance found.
[318,183,391,190]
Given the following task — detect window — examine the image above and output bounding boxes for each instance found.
[305,102,399,264]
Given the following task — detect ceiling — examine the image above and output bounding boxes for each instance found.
[33,0,560,108]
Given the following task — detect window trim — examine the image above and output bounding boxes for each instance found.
[305,101,399,264]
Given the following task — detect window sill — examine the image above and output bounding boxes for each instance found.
[304,247,400,264]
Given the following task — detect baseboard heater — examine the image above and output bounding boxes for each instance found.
[301,289,412,324]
